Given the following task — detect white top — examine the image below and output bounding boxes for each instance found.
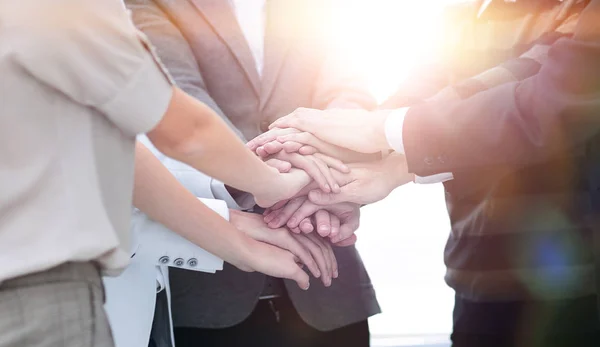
[0,0,173,283]
[229,0,267,77]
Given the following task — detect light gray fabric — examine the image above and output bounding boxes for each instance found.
[0,262,114,347]
[125,0,381,333]
[0,0,173,282]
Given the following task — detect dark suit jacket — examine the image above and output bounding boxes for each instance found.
[125,0,380,332]
[387,0,600,335]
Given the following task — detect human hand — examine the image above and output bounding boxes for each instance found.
[307,153,414,206]
[267,108,393,154]
[264,197,360,245]
[248,128,378,163]
[253,168,312,208]
[230,210,338,286]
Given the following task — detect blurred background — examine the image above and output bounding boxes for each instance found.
[326,1,469,346]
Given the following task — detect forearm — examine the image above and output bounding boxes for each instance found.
[147,87,278,197]
[133,141,253,268]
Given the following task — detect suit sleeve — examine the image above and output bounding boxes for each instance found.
[125,0,245,139]
[402,0,600,176]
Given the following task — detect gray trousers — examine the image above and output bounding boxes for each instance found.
[0,262,114,347]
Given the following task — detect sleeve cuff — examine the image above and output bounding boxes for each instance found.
[98,33,174,136]
[210,179,255,210]
[385,107,410,154]
[197,198,230,221]
[414,172,454,184]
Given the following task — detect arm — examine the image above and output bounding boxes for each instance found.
[133,142,310,289]
[402,0,600,176]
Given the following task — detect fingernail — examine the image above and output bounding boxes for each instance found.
[324,184,331,192]
[288,218,297,226]
[341,165,350,172]
[315,271,321,278]
[334,270,339,278]
[304,283,310,290]
[325,279,332,287]
[319,225,329,232]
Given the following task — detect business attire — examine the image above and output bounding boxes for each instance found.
[0,0,173,346]
[125,0,380,346]
[103,145,229,347]
[384,0,600,346]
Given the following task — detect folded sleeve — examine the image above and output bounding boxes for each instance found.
[3,0,173,135]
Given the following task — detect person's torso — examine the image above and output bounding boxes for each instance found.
[153,0,329,140]
[437,0,600,334]
[0,41,134,282]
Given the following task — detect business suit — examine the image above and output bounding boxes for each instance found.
[385,1,600,346]
[125,0,380,346]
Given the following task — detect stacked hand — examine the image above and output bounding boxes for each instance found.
[240,107,415,287]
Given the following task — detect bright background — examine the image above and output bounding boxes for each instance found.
[327,1,470,346]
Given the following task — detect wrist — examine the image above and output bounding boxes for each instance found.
[384,152,414,189]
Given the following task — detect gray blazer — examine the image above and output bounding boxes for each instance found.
[126,0,381,332]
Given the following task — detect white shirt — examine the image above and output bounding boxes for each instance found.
[0,0,173,283]
[229,0,266,77]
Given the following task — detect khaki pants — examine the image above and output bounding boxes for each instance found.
[0,262,114,347]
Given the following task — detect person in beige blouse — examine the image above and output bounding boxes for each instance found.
[0,0,340,346]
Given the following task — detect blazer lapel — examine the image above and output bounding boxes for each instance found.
[260,0,293,109]
[190,0,261,95]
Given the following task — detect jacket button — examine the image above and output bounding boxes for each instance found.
[424,157,434,166]
[188,258,198,267]
[174,258,184,267]
[159,256,169,264]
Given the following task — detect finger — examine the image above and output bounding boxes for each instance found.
[293,234,331,287]
[276,152,331,193]
[282,234,321,279]
[334,234,358,247]
[286,259,311,291]
[329,215,341,239]
[299,145,317,155]
[287,201,320,229]
[270,199,289,211]
[265,158,291,173]
[282,141,304,153]
[263,208,282,224]
[321,235,338,279]
[299,218,314,233]
[309,188,352,206]
[264,141,284,155]
[291,227,302,234]
[246,128,299,150]
[313,153,350,174]
[256,146,269,158]
[269,108,316,130]
[312,156,340,193]
[268,196,306,228]
[331,214,360,244]
[314,210,331,237]
[306,233,334,286]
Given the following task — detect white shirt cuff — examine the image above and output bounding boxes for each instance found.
[414,172,454,184]
[384,108,410,154]
[210,179,255,210]
[385,108,454,184]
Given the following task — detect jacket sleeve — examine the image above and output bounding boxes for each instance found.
[125,0,245,140]
[402,0,600,176]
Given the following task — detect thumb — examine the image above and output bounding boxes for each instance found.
[289,264,311,290]
[308,188,350,205]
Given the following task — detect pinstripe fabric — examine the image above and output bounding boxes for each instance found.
[0,262,114,347]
